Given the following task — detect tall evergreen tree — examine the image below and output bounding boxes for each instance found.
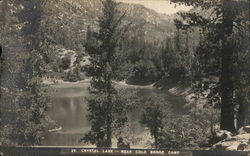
[82,0,128,147]
[0,0,51,145]
[171,0,249,131]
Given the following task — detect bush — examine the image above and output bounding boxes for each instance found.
[127,60,159,85]
[60,56,71,70]
[158,115,210,150]
[140,95,171,148]
[64,68,80,82]
[139,95,213,149]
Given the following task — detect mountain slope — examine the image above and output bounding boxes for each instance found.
[43,0,176,49]
[39,0,179,82]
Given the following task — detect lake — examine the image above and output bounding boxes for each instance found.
[42,80,187,148]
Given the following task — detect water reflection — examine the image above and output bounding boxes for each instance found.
[43,81,186,147]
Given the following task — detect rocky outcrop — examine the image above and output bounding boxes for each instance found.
[212,126,250,151]
[238,126,250,134]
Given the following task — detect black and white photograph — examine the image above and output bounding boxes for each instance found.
[0,0,249,155]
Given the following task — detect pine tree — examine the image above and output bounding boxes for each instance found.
[0,0,51,145]
[171,0,249,131]
[82,0,128,148]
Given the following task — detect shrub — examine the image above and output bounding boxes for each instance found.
[60,56,71,70]
[158,115,211,150]
[64,68,80,82]
[127,60,159,85]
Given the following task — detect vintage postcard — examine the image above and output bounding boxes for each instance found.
[0,0,249,155]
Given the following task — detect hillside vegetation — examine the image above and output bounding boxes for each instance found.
[38,0,181,83]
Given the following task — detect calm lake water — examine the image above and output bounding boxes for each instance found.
[42,80,187,148]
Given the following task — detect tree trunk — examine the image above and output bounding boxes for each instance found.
[106,117,112,148]
[220,0,235,132]
[237,89,249,128]
[106,63,112,148]
[106,98,112,148]
[153,132,158,149]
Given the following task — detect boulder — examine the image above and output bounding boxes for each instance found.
[215,130,233,140]
[233,134,250,141]
[212,127,250,151]
[209,130,233,145]
[226,134,250,142]
[237,143,248,151]
[244,144,250,151]
[238,126,250,134]
[213,140,250,151]
[213,141,240,150]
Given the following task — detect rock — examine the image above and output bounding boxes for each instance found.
[226,134,250,141]
[244,144,250,151]
[212,126,250,151]
[213,141,239,150]
[213,141,250,151]
[216,130,233,140]
[233,134,250,141]
[226,142,242,151]
[237,143,248,151]
[212,144,224,150]
[238,126,250,134]
[212,131,249,151]
[209,130,233,145]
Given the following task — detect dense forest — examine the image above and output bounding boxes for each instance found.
[0,0,249,151]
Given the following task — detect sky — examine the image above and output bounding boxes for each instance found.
[116,0,192,15]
